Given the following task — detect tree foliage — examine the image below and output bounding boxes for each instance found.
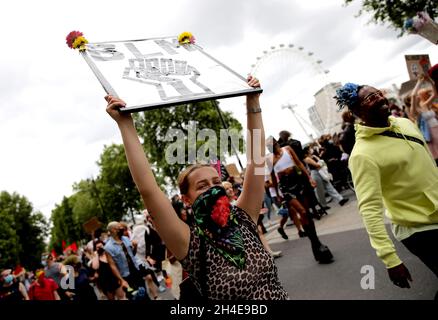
[49,196,80,253]
[344,0,438,35]
[133,100,243,186]
[0,191,48,270]
[95,144,143,223]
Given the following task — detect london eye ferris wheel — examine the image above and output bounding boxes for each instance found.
[249,43,336,142]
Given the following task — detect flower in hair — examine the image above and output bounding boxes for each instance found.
[335,82,360,110]
[178,31,196,45]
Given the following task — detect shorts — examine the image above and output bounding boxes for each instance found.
[277,208,289,218]
[278,169,304,201]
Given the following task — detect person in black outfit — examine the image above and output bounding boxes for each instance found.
[278,130,327,220]
[91,240,125,300]
[278,130,304,161]
[319,134,346,189]
[267,138,333,264]
[144,212,167,275]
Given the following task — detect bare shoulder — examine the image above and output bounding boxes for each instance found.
[285,145,295,154]
[285,146,297,158]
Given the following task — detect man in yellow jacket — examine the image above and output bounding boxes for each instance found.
[335,83,438,295]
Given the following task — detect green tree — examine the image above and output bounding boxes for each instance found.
[133,100,244,186]
[344,0,438,35]
[0,201,19,268]
[70,179,102,225]
[96,144,143,223]
[0,191,48,270]
[69,180,102,240]
[49,145,142,248]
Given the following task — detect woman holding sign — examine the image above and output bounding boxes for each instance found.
[105,76,288,300]
[409,74,438,165]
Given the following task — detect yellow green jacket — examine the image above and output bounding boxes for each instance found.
[349,116,438,268]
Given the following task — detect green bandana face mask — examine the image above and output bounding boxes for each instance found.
[191,186,245,269]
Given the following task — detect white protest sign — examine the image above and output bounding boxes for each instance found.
[79,35,261,113]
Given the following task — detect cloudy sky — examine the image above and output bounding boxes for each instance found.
[1,0,437,220]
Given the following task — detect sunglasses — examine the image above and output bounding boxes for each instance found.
[361,90,384,105]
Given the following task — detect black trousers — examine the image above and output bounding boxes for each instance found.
[401,228,438,278]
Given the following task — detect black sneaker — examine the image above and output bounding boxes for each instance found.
[277,227,289,240]
[339,198,349,206]
[315,245,334,264]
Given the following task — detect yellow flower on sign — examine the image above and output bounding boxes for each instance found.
[178,31,195,45]
[72,36,88,51]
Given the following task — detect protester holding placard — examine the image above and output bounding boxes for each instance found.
[409,74,438,165]
[105,76,288,300]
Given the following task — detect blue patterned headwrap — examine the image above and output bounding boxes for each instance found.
[334,83,361,110]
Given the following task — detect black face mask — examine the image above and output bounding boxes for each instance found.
[97,248,105,256]
[191,185,227,219]
[190,185,245,269]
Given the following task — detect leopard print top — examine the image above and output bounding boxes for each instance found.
[180,206,289,300]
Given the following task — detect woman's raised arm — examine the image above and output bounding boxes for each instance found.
[410,78,422,118]
[236,77,266,223]
[105,96,190,260]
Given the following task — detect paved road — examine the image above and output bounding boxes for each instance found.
[158,189,437,300]
[266,189,438,300]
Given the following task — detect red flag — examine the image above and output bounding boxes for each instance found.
[71,242,78,253]
[13,264,24,276]
[62,240,66,250]
[210,159,221,176]
[51,249,57,258]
